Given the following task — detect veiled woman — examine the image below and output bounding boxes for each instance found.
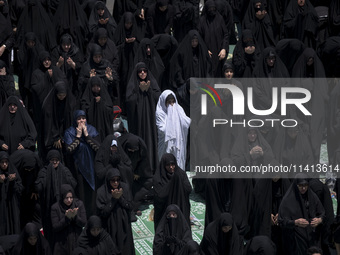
[126,62,160,173]
[153,204,193,255]
[96,167,135,255]
[0,96,37,155]
[51,184,87,255]
[156,90,190,170]
[153,153,192,231]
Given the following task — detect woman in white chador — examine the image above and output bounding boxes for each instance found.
[156,90,191,170]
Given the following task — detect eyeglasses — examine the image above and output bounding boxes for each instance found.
[138,68,147,74]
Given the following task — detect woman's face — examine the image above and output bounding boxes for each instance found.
[0,158,8,170]
[97,8,105,16]
[92,84,101,94]
[138,68,147,80]
[8,103,18,114]
[93,54,102,64]
[248,129,257,142]
[50,157,60,169]
[166,98,175,107]
[266,56,276,67]
[125,21,133,30]
[63,192,73,207]
[43,58,51,69]
[90,227,102,237]
[57,93,66,101]
[76,116,86,126]
[191,38,198,48]
[26,39,35,48]
[98,37,107,46]
[62,43,71,53]
[224,68,234,79]
[27,236,38,246]
[221,225,232,233]
[165,162,176,174]
[167,210,177,218]
[110,177,120,189]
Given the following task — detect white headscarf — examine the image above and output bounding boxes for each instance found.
[156,90,191,170]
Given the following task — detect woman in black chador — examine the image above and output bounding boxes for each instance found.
[41,81,76,160]
[126,62,160,173]
[35,149,77,247]
[283,0,319,49]
[89,1,117,41]
[243,0,276,51]
[51,184,87,255]
[278,173,325,255]
[200,213,242,255]
[153,204,193,255]
[76,215,119,255]
[0,151,23,236]
[51,34,84,99]
[153,153,192,231]
[169,29,212,90]
[0,96,37,155]
[198,0,229,77]
[12,222,51,255]
[0,60,15,111]
[96,167,135,255]
[81,76,114,142]
[232,29,260,78]
[0,0,14,68]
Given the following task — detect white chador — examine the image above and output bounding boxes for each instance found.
[156,90,191,170]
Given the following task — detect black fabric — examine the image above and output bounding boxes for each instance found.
[0,60,15,111]
[12,222,51,255]
[172,0,199,43]
[114,12,141,112]
[53,0,89,54]
[169,30,212,90]
[15,0,56,52]
[153,153,192,231]
[31,51,67,155]
[232,29,260,78]
[35,150,77,245]
[276,38,305,76]
[251,178,291,242]
[283,0,319,49]
[94,134,133,188]
[112,0,138,24]
[88,28,119,72]
[134,38,165,85]
[89,1,117,41]
[9,149,42,228]
[51,184,87,255]
[51,33,85,98]
[244,236,276,255]
[96,168,135,254]
[0,151,23,236]
[198,0,229,77]
[41,81,76,159]
[0,96,37,154]
[200,213,242,255]
[317,36,340,78]
[243,0,276,51]
[329,0,340,36]
[291,48,328,163]
[77,215,119,255]
[146,0,175,38]
[17,32,45,107]
[278,174,325,255]
[151,34,178,90]
[81,76,113,142]
[126,62,160,172]
[78,44,116,98]
[0,0,14,67]
[153,204,193,254]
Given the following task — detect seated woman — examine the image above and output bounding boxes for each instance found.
[76,215,119,255]
[156,90,190,170]
[96,167,135,254]
[12,222,51,255]
[200,213,242,255]
[153,204,193,255]
[51,184,87,255]
[0,96,37,154]
[153,153,192,231]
